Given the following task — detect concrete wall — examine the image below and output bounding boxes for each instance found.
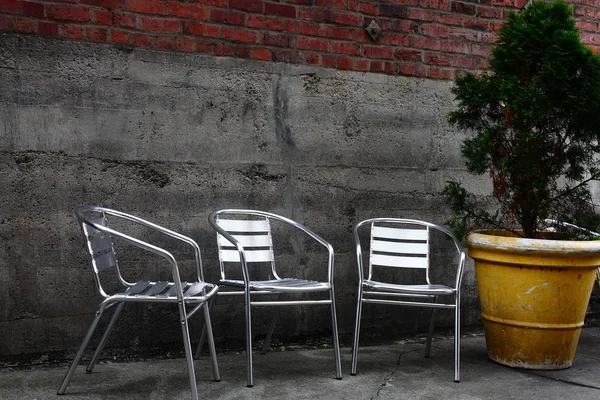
[0,32,486,364]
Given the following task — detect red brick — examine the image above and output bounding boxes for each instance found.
[11,17,35,33]
[114,13,136,28]
[191,0,226,5]
[347,0,358,10]
[305,53,320,65]
[394,20,419,33]
[61,24,84,39]
[358,2,377,15]
[331,11,362,26]
[421,24,448,38]
[37,21,59,37]
[391,0,419,5]
[421,0,451,10]
[354,58,369,71]
[319,24,350,39]
[399,63,427,77]
[331,41,360,55]
[450,55,478,69]
[195,39,214,53]
[283,20,297,32]
[296,36,328,51]
[351,28,369,42]
[230,0,263,12]
[338,57,352,70]
[436,14,462,26]
[322,54,337,68]
[0,1,43,17]
[0,16,8,30]
[252,47,271,61]
[408,9,434,21]
[80,0,121,9]
[46,4,90,22]
[448,28,477,41]
[577,21,597,32]
[363,45,393,59]
[169,3,207,20]
[110,29,130,44]
[369,61,383,72]
[428,67,442,79]
[215,42,234,56]
[0,1,20,15]
[248,15,283,30]
[154,36,173,49]
[471,43,491,57]
[315,0,344,8]
[183,22,220,37]
[210,9,245,25]
[384,61,398,74]
[175,36,194,52]
[265,3,296,18]
[125,0,166,15]
[477,6,502,19]
[424,52,450,65]
[490,21,503,32]
[222,27,257,43]
[395,49,422,62]
[441,40,469,54]
[413,37,440,50]
[232,45,249,58]
[140,17,180,32]
[477,31,497,43]
[262,32,292,47]
[451,2,476,15]
[464,17,488,31]
[87,27,107,42]
[133,34,153,48]
[93,10,113,25]
[309,8,331,22]
[379,5,408,18]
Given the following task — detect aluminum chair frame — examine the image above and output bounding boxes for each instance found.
[351,218,466,382]
[58,206,220,400]
[203,209,342,387]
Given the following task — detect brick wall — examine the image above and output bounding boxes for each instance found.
[1,0,599,79]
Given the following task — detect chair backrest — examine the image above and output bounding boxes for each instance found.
[215,215,277,281]
[368,221,431,283]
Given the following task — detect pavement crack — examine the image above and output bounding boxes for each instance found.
[526,371,600,390]
[370,345,422,399]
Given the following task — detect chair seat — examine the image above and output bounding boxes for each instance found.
[220,278,331,292]
[363,280,455,295]
[122,281,212,299]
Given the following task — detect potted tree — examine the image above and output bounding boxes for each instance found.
[443,0,600,369]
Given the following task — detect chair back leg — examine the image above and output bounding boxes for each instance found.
[194,296,217,359]
[261,294,283,355]
[86,302,124,373]
[179,302,199,400]
[329,287,342,379]
[202,303,221,381]
[454,298,461,383]
[424,297,438,358]
[245,288,254,387]
[351,285,364,375]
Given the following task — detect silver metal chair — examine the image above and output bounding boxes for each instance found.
[351,218,466,382]
[201,209,342,387]
[58,206,220,400]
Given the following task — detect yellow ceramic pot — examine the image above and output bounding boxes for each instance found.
[466,230,600,369]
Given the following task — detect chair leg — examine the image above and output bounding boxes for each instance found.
[424,296,438,358]
[454,297,461,383]
[351,285,363,376]
[179,301,199,400]
[86,302,124,373]
[244,288,254,387]
[261,294,282,355]
[329,287,342,380]
[203,302,221,382]
[57,307,106,395]
[194,295,217,359]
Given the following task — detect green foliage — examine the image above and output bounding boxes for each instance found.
[444,0,600,240]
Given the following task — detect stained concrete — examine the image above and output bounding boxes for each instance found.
[0,32,554,362]
[1,329,600,399]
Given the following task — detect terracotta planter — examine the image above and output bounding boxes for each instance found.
[466,230,600,369]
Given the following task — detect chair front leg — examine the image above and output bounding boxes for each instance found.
[86,302,124,373]
[203,302,221,382]
[329,287,342,380]
[58,307,106,395]
[454,294,461,383]
[178,300,199,400]
[245,287,254,387]
[425,296,438,358]
[351,285,364,376]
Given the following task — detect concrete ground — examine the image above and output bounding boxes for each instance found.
[1,328,599,400]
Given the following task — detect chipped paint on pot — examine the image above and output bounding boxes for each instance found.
[466,230,600,370]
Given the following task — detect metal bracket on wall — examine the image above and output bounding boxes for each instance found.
[365,20,381,41]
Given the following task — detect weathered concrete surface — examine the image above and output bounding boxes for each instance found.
[0,32,488,362]
[1,328,600,399]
